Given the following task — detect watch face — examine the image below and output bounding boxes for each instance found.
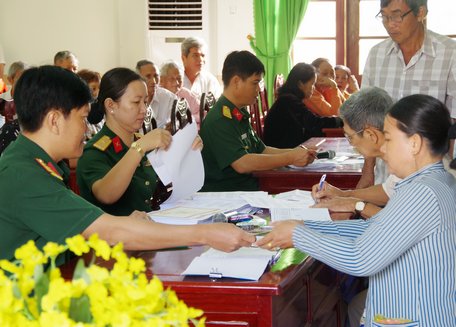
[355,201,365,211]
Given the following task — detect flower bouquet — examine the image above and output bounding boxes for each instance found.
[0,234,205,326]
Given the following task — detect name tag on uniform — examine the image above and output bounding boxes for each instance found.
[241,133,247,140]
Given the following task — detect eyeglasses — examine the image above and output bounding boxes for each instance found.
[344,128,364,143]
[375,9,413,24]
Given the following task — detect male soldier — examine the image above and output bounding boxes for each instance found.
[199,51,316,192]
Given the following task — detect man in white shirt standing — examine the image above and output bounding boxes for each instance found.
[181,37,221,99]
[136,60,177,129]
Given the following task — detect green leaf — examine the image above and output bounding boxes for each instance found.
[69,294,92,323]
[72,258,90,284]
[34,266,50,313]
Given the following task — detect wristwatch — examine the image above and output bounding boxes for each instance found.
[130,141,145,157]
[355,201,366,215]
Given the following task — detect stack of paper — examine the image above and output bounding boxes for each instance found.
[182,247,277,280]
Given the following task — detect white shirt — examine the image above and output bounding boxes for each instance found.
[183,70,222,99]
[149,86,178,128]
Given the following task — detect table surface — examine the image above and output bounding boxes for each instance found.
[60,246,343,327]
[255,137,363,193]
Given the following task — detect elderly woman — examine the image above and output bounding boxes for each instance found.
[263,62,342,148]
[258,94,456,326]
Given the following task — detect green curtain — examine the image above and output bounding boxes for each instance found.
[249,0,309,106]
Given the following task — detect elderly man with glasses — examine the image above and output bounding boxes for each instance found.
[312,86,398,221]
[359,0,456,188]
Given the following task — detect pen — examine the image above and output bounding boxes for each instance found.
[315,139,326,147]
[318,174,327,192]
[299,144,317,158]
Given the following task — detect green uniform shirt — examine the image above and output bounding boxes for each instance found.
[77,125,158,216]
[200,95,266,191]
[0,135,103,262]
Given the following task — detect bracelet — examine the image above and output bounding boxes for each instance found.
[130,141,145,157]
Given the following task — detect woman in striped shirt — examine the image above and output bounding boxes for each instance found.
[258,94,455,326]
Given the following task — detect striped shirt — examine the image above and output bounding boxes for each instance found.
[293,162,456,326]
[362,29,456,118]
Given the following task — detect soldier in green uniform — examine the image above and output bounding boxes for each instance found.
[0,66,255,262]
[77,67,198,215]
[200,51,317,192]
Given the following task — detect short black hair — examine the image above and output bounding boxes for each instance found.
[14,65,91,132]
[279,63,315,99]
[388,94,451,156]
[222,51,265,86]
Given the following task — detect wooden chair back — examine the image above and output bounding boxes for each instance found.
[273,74,284,101]
[199,92,216,123]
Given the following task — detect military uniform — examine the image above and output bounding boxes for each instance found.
[200,95,265,191]
[0,135,103,262]
[77,125,158,216]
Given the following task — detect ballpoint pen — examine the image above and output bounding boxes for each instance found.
[318,174,327,192]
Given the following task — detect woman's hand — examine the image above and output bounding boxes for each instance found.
[255,220,303,250]
[140,128,172,152]
[192,135,203,151]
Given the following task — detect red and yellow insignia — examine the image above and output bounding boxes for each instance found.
[93,135,112,151]
[35,158,63,181]
[222,106,232,119]
[232,108,243,121]
[112,136,123,153]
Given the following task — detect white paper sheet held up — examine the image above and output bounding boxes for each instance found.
[147,123,204,205]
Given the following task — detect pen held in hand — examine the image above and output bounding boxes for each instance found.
[299,144,317,158]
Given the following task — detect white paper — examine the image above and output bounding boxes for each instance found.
[148,191,263,225]
[271,207,331,222]
[182,247,276,280]
[147,123,204,204]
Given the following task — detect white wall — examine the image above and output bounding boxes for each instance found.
[0,0,253,79]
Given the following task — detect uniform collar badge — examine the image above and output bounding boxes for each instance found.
[232,108,243,121]
[35,158,63,181]
[112,136,123,153]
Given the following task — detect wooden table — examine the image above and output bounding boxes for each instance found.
[255,138,363,193]
[61,246,345,327]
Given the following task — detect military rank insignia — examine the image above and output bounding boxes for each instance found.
[222,106,232,119]
[232,108,243,121]
[93,135,112,151]
[35,158,63,181]
[112,136,123,153]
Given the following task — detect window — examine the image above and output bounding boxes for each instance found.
[293,0,456,78]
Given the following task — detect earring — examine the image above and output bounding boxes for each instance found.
[110,110,114,114]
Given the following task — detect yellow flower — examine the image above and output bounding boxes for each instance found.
[87,234,111,261]
[41,278,72,312]
[128,257,146,275]
[15,240,43,262]
[0,259,20,275]
[43,242,67,259]
[65,235,90,256]
[39,311,73,327]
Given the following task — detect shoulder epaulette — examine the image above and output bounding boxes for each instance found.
[222,106,232,119]
[93,135,112,151]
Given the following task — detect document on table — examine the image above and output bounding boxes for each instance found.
[147,122,204,205]
[182,247,277,280]
[240,190,331,222]
[148,191,267,225]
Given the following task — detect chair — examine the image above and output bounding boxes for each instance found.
[273,74,284,101]
[322,128,345,137]
[199,92,216,124]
